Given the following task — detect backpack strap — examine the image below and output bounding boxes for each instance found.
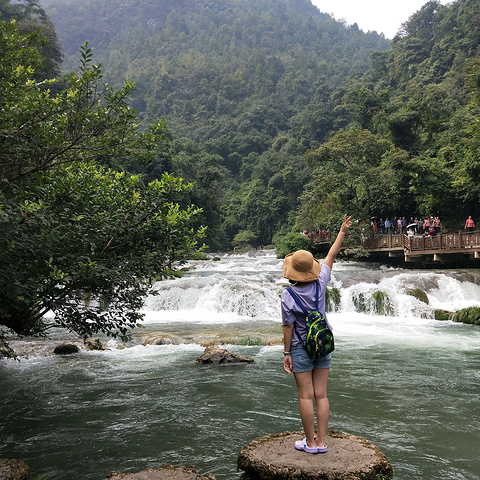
[286,282,319,314]
[286,283,320,346]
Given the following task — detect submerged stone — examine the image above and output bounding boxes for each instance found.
[105,464,215,480]
[237,430,393,480]
[196,345,254,364]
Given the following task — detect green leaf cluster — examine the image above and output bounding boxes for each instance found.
[0,20,204,338]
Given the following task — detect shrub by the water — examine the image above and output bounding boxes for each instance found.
[454,307,480,325]
[275,232,311,258]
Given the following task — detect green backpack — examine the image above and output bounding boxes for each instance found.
[287,282,335,359]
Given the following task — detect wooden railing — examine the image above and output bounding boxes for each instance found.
[308,231,332,244]
[362,231,480,253]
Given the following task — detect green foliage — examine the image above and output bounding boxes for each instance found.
[454,307,480,325]
[0,162,204,338]
[372,290,392,316]
[233,230,257,250]
[302,129,406,226]
[0,22,204,338]
[352,290,392,315]
[0,0,62,80]
[325,287,341,313]
[275,231,311,258]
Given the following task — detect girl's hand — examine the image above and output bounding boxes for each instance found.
[341,214,353,234]
[283,355,293,374]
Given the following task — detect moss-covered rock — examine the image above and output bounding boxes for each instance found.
[434,309,453,321]
[352,290,392,316]
[326,287,341,313]
[372,290,392,316]
[406,288,429,305]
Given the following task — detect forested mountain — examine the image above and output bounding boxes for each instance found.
[38,0,480,250]
[39,0,388,249]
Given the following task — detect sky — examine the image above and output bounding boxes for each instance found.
[310,0,454,38]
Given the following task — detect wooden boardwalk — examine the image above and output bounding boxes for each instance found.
[310,231,480,265]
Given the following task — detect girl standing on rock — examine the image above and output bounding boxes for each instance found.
[281,214,352,454]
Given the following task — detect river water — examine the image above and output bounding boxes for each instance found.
[1,252,479,480]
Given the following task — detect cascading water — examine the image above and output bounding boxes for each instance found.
[1,252,479,480]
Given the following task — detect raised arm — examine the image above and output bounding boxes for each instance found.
[323,214,352,269]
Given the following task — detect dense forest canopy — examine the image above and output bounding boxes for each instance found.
[7,0,480,252]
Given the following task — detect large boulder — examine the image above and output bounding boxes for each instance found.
[195,345,254,364]
[0,459,29,480]
[53,343,79,355]
[105,464,215,480]
[237,431,393,480]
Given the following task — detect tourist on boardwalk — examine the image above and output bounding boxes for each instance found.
[378,218,384,234]
[465,216,475,232]
[417,218,424,235]
[385,218,391,234]
[397,217,402,235]
[281,214,352,454]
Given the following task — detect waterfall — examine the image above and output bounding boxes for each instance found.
[142,253,480,324]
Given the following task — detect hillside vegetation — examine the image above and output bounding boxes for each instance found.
[39,0,480,249]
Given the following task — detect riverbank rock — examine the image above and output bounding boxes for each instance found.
[0,458,29,480]
[0,341,16,359]
[84,338,107,350]
[105,464,215,480]
[237,431,394,480]
[196,345,254,364]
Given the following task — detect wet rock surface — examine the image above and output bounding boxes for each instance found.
[105,464,215,480]
[0,459,29,480]
[195,345,254,364]
[237,430,394,480]
[53,342,80,355]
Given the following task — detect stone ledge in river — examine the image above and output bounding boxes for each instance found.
[105,464,216,480]
[0,458,29,480]
[237,430,394,480]
[196,345,254,364]
[53,343,80,355]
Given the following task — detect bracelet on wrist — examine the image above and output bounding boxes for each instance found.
[283,351,291,356]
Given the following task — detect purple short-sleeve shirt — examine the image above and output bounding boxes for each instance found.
[281,263,332,346]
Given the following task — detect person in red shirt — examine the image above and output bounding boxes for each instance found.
[465,216,475,232]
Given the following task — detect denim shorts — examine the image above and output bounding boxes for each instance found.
[291,344,331,373]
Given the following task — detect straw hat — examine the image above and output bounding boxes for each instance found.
[283,250,320,282]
